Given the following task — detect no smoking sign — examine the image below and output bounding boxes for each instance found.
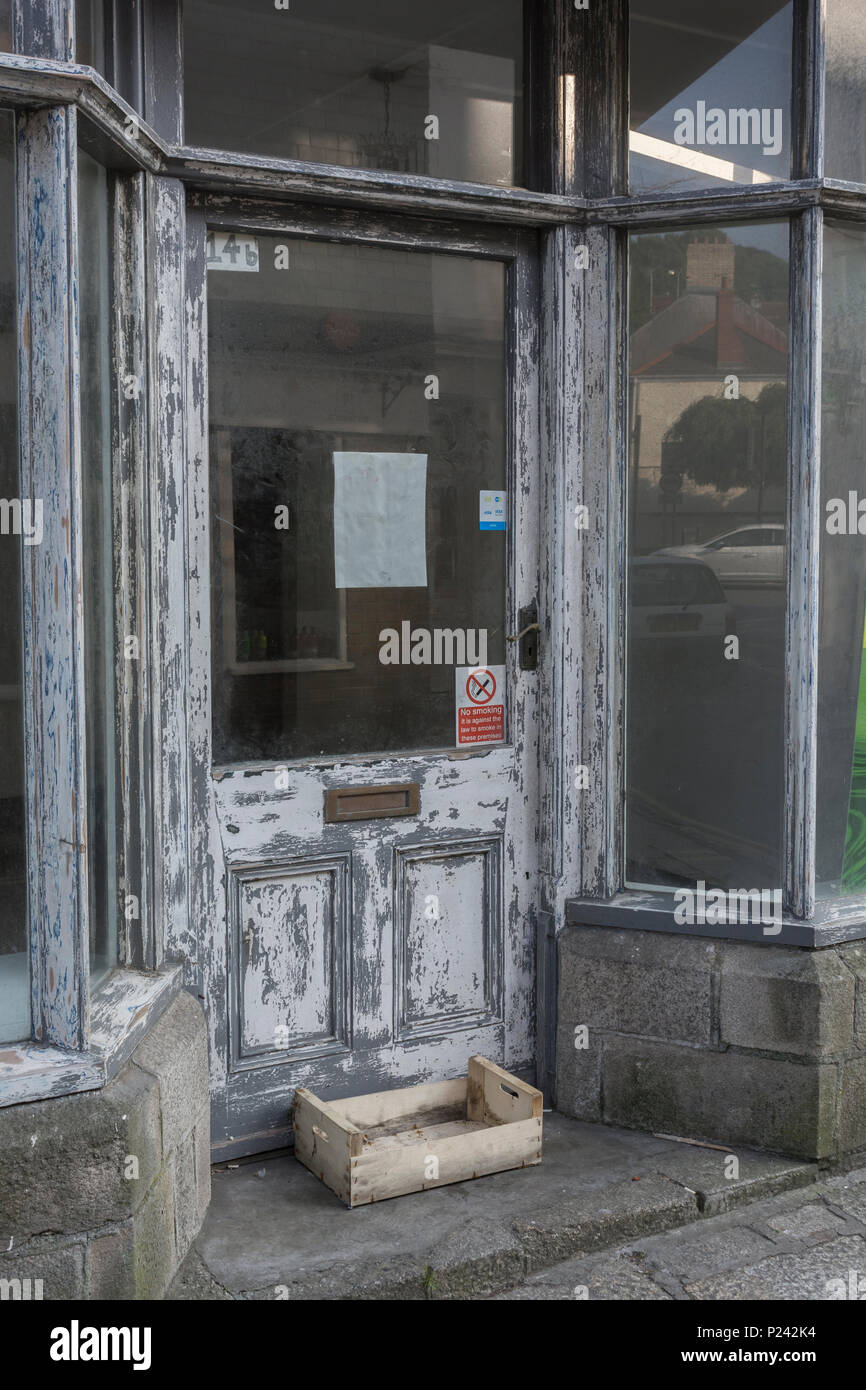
[455,665,506,746]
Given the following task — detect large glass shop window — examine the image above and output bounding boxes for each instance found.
[817,223,866,896]
[626,222,789,890]
[0,112,29,1043]
[629,1,793,196]
[207,233,507,763]
[78,152,118,985]
[183,0,526,188]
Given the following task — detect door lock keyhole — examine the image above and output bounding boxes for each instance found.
[507,602,540,671]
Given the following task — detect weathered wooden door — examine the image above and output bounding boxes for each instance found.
[186,203,540,1158]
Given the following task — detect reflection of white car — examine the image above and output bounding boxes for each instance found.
[658,525,784,586]
[629,557,735,644]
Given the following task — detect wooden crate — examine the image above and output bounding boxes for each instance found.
[293,1056,543,1207]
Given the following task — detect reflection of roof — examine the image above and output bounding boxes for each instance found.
[631,290,788,376]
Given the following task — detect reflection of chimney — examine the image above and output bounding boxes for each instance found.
[717,277,744,368]
[686,235,736,292]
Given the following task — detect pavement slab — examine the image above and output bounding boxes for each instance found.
[684,1235,866,1301]
[167,1113,822,1301]
[490,1171,866,1301]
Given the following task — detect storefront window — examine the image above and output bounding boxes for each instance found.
[0,111,29,1043]
[183,0,526,187]
[817,223,866,896]
[629,1,792,196]
[0,1,11,53]
[626,221,789,890]
[207,233,507,762]
[78,150,118,985]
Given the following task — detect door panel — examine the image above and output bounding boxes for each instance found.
[395,837,502,1039]
[187,211,540,1157]
[230,855,351,1063]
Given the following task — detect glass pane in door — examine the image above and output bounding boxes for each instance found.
[207,233,507,762]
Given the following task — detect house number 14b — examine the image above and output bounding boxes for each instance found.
[206,232,260,272]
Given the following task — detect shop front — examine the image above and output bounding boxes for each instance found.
[1,0,866,1299]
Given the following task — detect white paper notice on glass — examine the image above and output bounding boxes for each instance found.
[333,452,428,589]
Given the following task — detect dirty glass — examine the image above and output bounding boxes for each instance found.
[183,0,526,188]
[826,1,866,184]
[817,223,866,896]
[0,1,11,53]
[629,1,792,196]
[207,233,507,762]
[0,112,29,1043]
[79,151,118,985]
[626,221,789,891]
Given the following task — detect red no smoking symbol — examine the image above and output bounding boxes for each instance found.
[466,669,496,704]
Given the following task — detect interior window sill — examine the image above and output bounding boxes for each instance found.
[227,659,355,676]
[0,964,183,1108]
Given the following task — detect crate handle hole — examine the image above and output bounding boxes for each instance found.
[500,1083,519,1099]
[312,1125,330,1143]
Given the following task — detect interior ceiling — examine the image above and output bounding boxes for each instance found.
[630,0,791,124]
[183,0,524,61]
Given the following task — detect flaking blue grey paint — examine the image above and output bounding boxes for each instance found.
[113,171,154,970]
[228,854,351,1066]
[182,200,540,1153]
[145,174,191,970]
[204,748,535,1153]
[14,0,72,62]
[538,224,585,899]
[0,966,182,1105]
[18,103,89,1050]
[185,202,231,1139]
[394,838,504,1041]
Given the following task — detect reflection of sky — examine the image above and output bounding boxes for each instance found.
[726,222,789,258]
[637,5,793,176]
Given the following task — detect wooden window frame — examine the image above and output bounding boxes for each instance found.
[569,0,855,948]
[0,0,181,1107]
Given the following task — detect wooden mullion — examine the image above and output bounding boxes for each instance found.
[793,0,825,182]
[113,170,153,969]
[142,0,182,145]
[14,0,72,61]
[784,206,822,919]
[18,103,89,1047]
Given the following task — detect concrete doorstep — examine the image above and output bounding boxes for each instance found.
[167,1113,828,1301]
